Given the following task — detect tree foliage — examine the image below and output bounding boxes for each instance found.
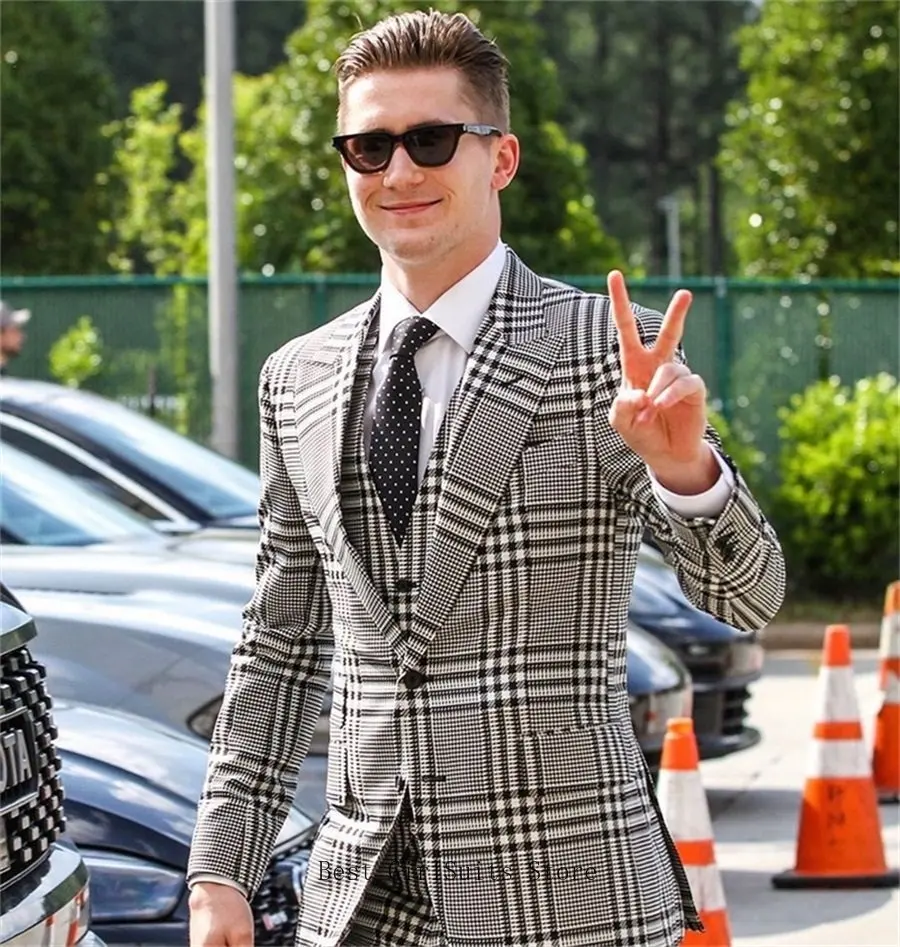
[536,0,757,275]
[718,0,899,278]
[773,373,899,599]
[0,0,116,275]
[103,0,624,277]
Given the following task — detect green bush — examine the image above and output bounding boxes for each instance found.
[48,315,104,388]
[707,407,767,498]
[773,373,899,600]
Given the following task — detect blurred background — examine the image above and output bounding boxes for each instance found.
[0,0,897,607]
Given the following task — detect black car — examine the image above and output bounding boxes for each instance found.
[632,541,765,759]
[0,589,104,947]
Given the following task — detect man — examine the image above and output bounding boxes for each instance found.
[0,300,30,375]
[188,10,784,947]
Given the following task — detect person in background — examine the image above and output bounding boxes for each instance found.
[187,10,785,947]
[0,301,30,376]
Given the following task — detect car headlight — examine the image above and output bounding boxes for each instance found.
[654,615,694,630]
[728,639,765,676]
[189,695,224,740]
[81,850,185,922]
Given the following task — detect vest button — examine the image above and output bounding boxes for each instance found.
[395,578,416,593]
[401,669,427,690]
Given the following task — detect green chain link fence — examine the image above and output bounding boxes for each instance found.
[0,274,896,476]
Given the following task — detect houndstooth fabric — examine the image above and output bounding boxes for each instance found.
[188,248,786,947]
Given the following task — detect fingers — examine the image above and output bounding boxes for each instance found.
[608,387,650,434]
[607,270,642,358]
[650,373,706,411]
[610,370,706,430]
[654,289,692,362]
[645,362,688,401]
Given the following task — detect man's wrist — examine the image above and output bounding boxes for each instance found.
[647,442,720,496]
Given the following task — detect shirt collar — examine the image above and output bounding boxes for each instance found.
[378,241,507,356]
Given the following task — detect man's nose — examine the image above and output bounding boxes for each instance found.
[381,142,425,187]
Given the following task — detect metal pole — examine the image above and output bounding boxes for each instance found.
[205,0,238,457]
[657,194,682,280]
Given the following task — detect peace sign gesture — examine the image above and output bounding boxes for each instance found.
[606,270,719,493]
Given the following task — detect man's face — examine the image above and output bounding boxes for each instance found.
[0,324,24,359]
[338,67,519,270]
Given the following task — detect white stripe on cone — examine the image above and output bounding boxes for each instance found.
[884,670,900,703]
[685,863,727,912]
[656,769,714,842]
[808,738,872,778]
[817,666,863,722]
[880,613,900,661]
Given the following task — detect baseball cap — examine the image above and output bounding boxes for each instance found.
[0,301,30,329]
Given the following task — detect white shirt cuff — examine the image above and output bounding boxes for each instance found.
[648,449,735,519]
[188,873,249,898]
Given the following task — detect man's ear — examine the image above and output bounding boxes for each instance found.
[492,133,520,191]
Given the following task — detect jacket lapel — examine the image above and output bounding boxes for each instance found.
[296,295,400,640]
[402,253,564,671]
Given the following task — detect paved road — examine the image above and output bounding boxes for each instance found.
[705,650,899,947]
[292,650,899,945]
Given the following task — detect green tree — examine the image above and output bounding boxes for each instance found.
[718,0,899,278]
[0,0,116,275]
[103,0,624,277]
[536,0,757,276]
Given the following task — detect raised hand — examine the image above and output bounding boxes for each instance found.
[606,270,718,493]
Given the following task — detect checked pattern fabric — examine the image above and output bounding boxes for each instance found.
[188,247,787,947]
[369,316,438,544]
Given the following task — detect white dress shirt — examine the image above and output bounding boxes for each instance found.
[189,244,732,897]
[367,240,734,517]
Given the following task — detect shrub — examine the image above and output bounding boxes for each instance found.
[707,406,767,498]
[48,315,104,388]
[773,373,899,600]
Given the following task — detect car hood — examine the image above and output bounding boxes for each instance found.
[53,702,317,864]
[632,559,742,645]
[1,544,255,604]
[626,622,690,696]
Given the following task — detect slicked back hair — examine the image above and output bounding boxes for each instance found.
[335,10,510,132]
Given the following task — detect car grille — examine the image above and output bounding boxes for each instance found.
[680,648,729,682]
[1,646,66,888]
[252,841,311,946]
[692,685,752,737]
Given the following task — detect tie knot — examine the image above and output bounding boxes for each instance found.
[393,317,438,358]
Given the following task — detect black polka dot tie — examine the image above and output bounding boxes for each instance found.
[369,316,439,545]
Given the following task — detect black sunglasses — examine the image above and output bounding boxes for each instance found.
[332,122,502,174]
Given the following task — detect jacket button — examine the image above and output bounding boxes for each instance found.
[401,669,427,690]
[396,578,416,593]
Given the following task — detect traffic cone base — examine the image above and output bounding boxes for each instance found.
[773,625,899,891]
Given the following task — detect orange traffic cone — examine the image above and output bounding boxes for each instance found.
[873,652,900,805]
[877,581,900,691]
[772,624,899,889]
[656,717,731,946]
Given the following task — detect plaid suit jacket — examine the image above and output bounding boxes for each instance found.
[188,250,785,946]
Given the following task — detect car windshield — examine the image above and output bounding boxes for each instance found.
[32,390,261,521]
[1,446,159,546]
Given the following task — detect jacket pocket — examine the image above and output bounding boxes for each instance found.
[517,721,636,790]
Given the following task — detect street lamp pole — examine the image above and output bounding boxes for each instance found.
[657,194,683,280]
[204,0,238,458]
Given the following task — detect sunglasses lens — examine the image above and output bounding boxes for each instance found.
[343,134,393,172]
[406,126,458,167]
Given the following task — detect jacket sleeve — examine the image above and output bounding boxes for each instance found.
[187,351,333,897]
[593,305,786,633]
